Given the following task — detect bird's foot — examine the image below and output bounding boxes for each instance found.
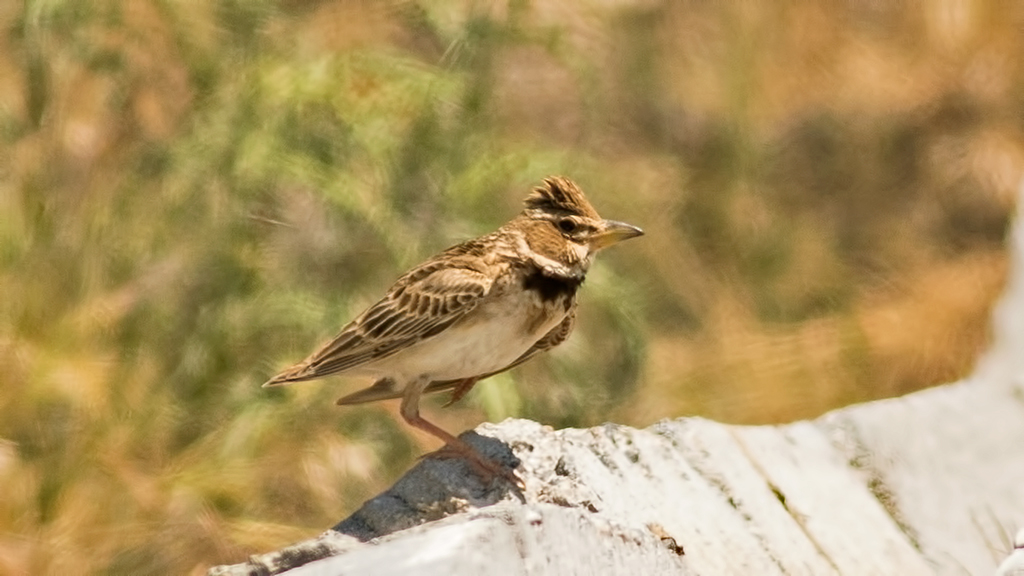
[422,443,522,487]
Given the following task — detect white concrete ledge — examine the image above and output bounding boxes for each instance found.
[209,373,1024,576]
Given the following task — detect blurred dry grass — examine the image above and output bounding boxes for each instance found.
[0,1,1020,574]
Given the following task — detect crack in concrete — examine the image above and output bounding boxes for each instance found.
[729,427,842,576]
[828,418,924,554]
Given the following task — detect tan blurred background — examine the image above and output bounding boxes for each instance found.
[0,1,1020,573]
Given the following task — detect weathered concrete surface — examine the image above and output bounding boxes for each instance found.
[820,377,1024,575]
[281,504,691,576]
[210,190,1024,576]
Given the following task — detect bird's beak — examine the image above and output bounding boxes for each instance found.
[590,220,644,250]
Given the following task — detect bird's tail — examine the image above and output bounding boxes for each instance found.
[262,363,318,387]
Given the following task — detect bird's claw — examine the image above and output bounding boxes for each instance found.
[422,444,522,487]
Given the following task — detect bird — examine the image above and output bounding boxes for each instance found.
[264,176,644,481]
[997,528,1024,576]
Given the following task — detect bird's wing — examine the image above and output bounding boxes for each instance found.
[265,260,493,386]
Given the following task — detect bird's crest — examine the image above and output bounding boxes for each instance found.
[524,177,600,219]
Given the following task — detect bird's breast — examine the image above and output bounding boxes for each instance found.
[521,269,581,309]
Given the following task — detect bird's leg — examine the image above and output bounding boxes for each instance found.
[442,377,480,408]
[400,376,517,484]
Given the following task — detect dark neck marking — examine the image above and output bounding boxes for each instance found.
[523,269,582,304]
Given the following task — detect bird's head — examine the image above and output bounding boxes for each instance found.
[518,176,644,274]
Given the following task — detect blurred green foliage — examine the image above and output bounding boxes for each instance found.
[0,0,1019,573]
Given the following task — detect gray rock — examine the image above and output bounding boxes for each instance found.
[208,388,1024,576]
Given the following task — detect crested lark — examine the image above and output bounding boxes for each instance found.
[265,176,643,480]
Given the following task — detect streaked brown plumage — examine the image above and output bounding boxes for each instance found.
[265,176,643,481]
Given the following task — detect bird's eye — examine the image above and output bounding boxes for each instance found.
[557,218,578,233]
